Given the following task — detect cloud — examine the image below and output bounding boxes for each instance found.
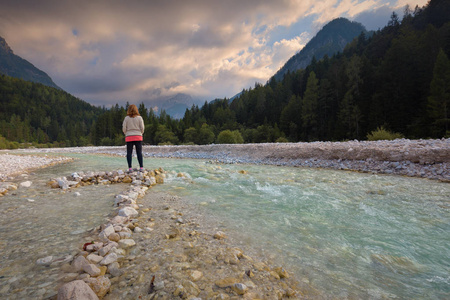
[0,0,431,106]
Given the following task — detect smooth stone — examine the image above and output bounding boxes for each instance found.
[86,242,103,252]
[118,207,138,218]
[110,215,128,224]
[36,256,53,266]
[107,262,123,277]
[62,273,79,283]
[20,181,32,188]
[182,280,200,297]
[190,270,203,282]
[100,253,118,266]
[98,242,118,257]
[118,239,136,249]
[232,283,248,295]
[118,232,131,239]
[215,277,239,288]
[74,192,81,196]
[274,267,289,278]
[72,256,89,272]
[102,224,115,237]
[83,264,101,277]
[57,280,99,300]
[86,254,103,264]
[108,233,120,242]
[84,276,111,298]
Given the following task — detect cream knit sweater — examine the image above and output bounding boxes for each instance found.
[122,116,144,136]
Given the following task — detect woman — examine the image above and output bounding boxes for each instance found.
[122,104,145,172]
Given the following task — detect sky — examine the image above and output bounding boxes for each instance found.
[0,0,428,107]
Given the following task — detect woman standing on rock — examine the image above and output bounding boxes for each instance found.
[122,104,145,172]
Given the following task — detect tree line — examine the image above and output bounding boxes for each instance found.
[1,0,449,149]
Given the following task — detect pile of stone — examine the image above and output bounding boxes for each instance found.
[43,168,167,300]
[48,168,166,191]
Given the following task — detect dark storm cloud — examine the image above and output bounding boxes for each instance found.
[0,0,429,106]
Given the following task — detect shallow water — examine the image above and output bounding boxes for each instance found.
[1,153,449,299]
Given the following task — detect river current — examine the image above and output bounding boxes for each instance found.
[0,153,449,299]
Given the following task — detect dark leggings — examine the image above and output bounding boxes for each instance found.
[126,141,143,168]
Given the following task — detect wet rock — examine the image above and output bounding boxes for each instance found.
[98,242,118,256]
[110,216,128,225]
[107,262,123,277]
[118,239,136,249]
[102,224,115,237]
[36,256,53,266]
[20,181,32,188]
[182,280,200,297]
[189,270,203,282]
[274,267,289,279]
[86,254,104,264]
[118,207,138,218]
[108,232,120,242]
[100,253,118,266]
[122,176,132,183]
[215,277,239,288]
[232,283,248,295]
[214,231,227,240]
[84,276,111,298]
[72,255,89,272]
[57,280,99,300]
[83,264,101,277]
[86,242,103,252]
[62,273,79,282]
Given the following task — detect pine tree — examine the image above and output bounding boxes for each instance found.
[428,48,450,136]
[301,71,319,140]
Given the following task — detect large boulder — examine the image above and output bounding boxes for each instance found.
[57,280,99,300]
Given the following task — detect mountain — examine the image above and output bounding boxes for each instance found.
[273,18,367,81]
[0,36,60,89]
[148,93,202,119]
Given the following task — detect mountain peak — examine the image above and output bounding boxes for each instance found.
[0,37,13,54]
[273,18,367,80]
[0,36,60,89]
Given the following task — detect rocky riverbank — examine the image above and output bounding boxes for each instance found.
[0,153,73,182]
[10,138,450,181]
[50,169,303,299]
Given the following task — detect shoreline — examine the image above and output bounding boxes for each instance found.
[1,142,448,298]
[51,169,305,299]
[5,138,450,181]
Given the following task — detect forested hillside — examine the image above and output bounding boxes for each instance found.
[181,0,450,142]
[0,75,103,148]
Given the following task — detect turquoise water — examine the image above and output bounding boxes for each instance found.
[3,153,449,299]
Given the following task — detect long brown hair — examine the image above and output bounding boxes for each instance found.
[127,104,140,117]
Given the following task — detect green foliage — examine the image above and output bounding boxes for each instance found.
[154,125,179,145]
[366,126,404,141]
[216,130,243,144]
[428,48,450,136]
[0,74,102,146]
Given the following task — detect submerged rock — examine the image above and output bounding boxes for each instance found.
[57,280,99,300]
[36,256,53,266]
